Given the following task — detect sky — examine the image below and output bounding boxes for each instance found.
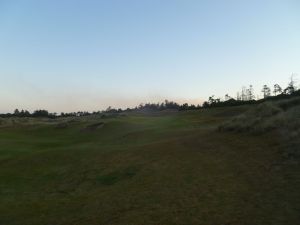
[0,0,299,113]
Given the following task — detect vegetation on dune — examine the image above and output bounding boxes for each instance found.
[219,96,300,160]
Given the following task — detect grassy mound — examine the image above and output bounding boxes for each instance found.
[219,97,300,133]
[219,97,300,159]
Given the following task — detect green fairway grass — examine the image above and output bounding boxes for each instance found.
[0,106,299,225]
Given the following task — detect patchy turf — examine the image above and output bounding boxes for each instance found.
[0,106,299,225]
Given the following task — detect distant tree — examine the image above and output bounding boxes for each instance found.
[261,85,271,98]
[207,96,220,106]
[180,103,189,110]
[225,94,232,101]
[247,85,255,100]
[236,92,241,101]
[202,101,210,108]
[32,109,49,117]
[164,100,180,109]
[208,96,216,104]
[25,110,30,117]
[19,109,31,117]
[284,75,297,95]
[237,86,254,101]
[189,104,196,110]
[241,87,247,101]
[106,106,112,112]
[273,84,282,96]
[14,109,20,116]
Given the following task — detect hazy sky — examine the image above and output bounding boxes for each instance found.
[0,0,299,112]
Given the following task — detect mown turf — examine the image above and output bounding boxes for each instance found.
[0,106,299,225]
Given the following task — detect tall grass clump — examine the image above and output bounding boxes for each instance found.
[218,102,283,133]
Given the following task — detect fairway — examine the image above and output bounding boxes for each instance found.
[1,106,299,225]
[1,1,299,224]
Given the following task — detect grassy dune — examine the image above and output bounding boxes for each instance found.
[0,106,299,225]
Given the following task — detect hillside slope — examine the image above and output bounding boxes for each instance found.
[0,105,299,225]
[219,97,300,160]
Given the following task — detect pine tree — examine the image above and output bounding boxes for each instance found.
[262,85,271,98]
[273,84,282,96]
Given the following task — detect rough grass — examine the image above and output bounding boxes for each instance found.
[0,107,299,225]
[219,97,300,133]
[219,97,300,160]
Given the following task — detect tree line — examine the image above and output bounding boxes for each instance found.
[202,76,299,108]
[1,76,299,118]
